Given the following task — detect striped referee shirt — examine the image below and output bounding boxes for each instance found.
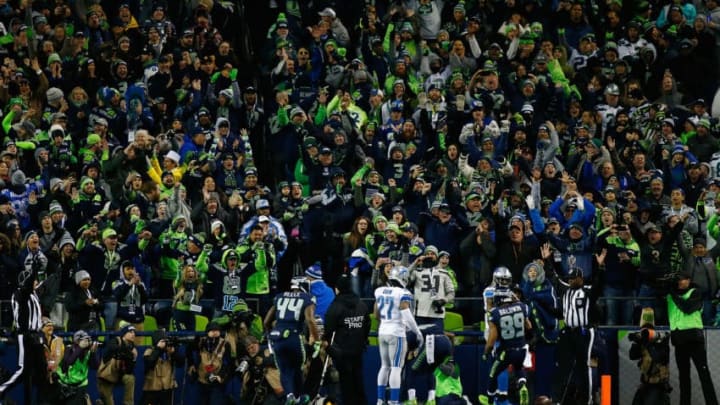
[11,290,42,333]
[562,287,590,328]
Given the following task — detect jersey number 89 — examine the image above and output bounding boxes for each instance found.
[499,312,525,340]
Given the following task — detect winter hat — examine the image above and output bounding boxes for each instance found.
[290,106,304,117]
[425,245,439,256]
[34,147,48,161]
[206,321,222,333]
[49,124,65,138]
[165,150,180,164]
[73,330,90,342]
[49,178,63,191]
[46,87,64,104]
[188,232,206,246]
[400,22,414,33]
[373,215,388,227]
[13,120,36,135]
[11,170,26,186]
[75,270,91,285]
[219,88,233,99]
[59,234,75,249]
[385,222,402,235]
[46,53,61,67]
[24,230,38,244]
[120,323,136,336]
[86,133,102,146]
[305,263,323,279]
[102,228,118,239]
[80,177,94,189]
[335,274,352,294]
[211,219,224,232]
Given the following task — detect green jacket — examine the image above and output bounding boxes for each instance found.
[236,241,276,295]
[159,220,189,281]
[56,348,93,387]
[434,359,463,398]
[667,287,703,331]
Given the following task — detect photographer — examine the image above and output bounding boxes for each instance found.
[142,330,182,405]
[216,300,264,360]
[187,322,233,404]
[239,336,284,405]
[408,245,455,332]
[628,308,671,405]
[98,324,138,405]
[55,330,100,405]
[40,318,64,403]
[667,273,719,405]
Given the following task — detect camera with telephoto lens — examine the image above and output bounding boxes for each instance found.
[165,337,178,347]
[628,328,668,344]
[236,356,250,373]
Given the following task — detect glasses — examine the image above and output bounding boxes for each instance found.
[19,81,29,86]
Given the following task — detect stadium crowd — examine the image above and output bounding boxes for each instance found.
[0,0,719,403]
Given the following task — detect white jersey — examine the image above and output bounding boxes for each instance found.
[410,266,455,319]
[483,285,496,340]
[375,286,413,337]
[709,152,720,179]
[595,104,621,133]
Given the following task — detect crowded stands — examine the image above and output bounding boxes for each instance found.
[0,0,719,402]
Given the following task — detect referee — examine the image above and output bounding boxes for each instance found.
[554,261,602,405]
[0,269,44,402]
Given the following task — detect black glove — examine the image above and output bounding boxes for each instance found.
[437,360,457,377]
[327,344,342,359]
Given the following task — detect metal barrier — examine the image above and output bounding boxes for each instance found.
[0,295,709,330]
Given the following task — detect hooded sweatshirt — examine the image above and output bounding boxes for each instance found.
[112,267,148,324]
[521,262,559,343]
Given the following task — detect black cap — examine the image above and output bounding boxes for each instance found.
[336,274,353,294]
[567,267,583,279]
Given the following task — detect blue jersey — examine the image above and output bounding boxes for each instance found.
[272,291,313,332]
[490,302,529,349]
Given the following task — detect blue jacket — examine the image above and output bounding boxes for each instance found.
[309,280,335,321]
[521,273,559,343]
[548,230,596,280]
[420,213,466,259]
